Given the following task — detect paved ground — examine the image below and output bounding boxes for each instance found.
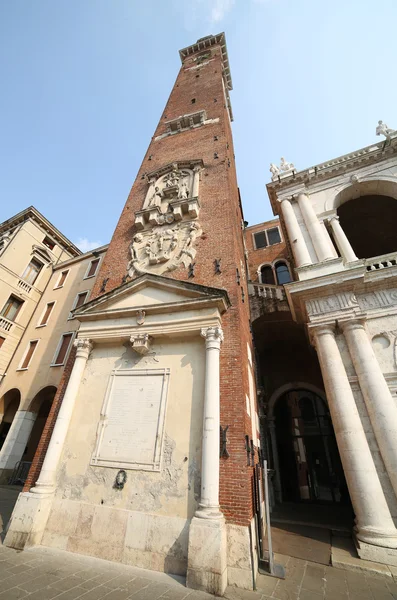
[0,544,395,600]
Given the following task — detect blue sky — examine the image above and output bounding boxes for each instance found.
[0,0,396,251]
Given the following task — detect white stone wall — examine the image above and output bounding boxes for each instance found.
[42,336,205,574]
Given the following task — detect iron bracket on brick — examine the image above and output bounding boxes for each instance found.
[214,258,221,274]
[100,278,109,293]
[250,439,255,466]
[220,425,229,458]
[188,262,196,278]
[245,435,251,466]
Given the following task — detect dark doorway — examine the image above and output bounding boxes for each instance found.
[275,389,349,505]
[338,195,397,259]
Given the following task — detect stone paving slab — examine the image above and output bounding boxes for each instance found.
[0,545,395,599]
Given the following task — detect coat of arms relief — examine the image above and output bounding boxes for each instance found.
[128,160,203,277]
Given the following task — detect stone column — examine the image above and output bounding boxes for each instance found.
[313,324,397,547]
[192,166,200,198]
[197,326,224,518]
[0,411,36,479]
[31,338,93,496]
[328,215,358,263]
[279,198,312,267]
[342,320,397,499]
[187,326,227,596]
[297,193,335,262]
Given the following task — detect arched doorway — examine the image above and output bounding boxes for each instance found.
[24,386,57,462]
[0,389,21,451]
[338,194,397,259]
[274,389,348,505]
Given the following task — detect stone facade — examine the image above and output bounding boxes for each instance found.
[2,31,397,598]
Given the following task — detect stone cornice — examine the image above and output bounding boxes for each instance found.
[179,33,232,91]
[267,134,397,212]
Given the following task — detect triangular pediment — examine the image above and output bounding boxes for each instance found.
[73,273,230,321]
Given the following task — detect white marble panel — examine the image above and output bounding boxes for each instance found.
[91,368,170,471]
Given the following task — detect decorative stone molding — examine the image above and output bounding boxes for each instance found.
[306,292,359,319]
[200,326,224,349]
[135,161,203,230]
[73,338,93,360]
[128,221,202,278]
[129,333,153,355]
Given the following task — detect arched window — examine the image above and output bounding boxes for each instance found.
[275,261,291,285]
[260,265,275,285]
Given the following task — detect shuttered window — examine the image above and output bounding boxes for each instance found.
[22,258,43,285]
[21,341,38,369]
[1,296,23,321]
[53,333,73,365]
[85,259,100,279]
[55,270,69,289]
[39,302,55,326]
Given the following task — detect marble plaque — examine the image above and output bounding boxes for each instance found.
[91,368,170,471]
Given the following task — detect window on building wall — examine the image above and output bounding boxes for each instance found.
[69,291,89,319]
[275,261,292,285]
[84,258,100,279]
[38,302,55,327]
[0,337,5,349]
[254,232,267,249]
[254,226,282,250]
[52,333,73,366]
[260,265,275,285]
[43,236,55,250]
[1,296,23,321]
[54,270,69,289]
[22,258,43,285]
[267,227,281,245]
[20,340,38,369]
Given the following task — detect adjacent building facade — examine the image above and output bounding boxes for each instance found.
[2,32,397,596]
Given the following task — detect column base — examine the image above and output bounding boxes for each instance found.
[4,490,54,550]
[355,534,397,567]
[187,516,227,596]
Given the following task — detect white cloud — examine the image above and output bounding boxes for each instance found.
[210,0,235,23]
[75,237,103,253]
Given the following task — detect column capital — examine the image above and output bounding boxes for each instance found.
[339,319,366,334]
[311,323,336,340]
[73,338,93,360]
[327,214,339,224]
[201,326,224,348]
[277,195,293,205]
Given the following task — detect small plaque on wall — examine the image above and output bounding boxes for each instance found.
[91,368,170,471]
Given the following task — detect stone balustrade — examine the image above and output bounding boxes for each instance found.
[248,282,286,301]
[0,316,13,332]
[17,279,32,293]
[365,252,397,272]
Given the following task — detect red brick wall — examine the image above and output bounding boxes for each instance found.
[23,345,77,492]
[245,219,293,283]
[28,41,258,526]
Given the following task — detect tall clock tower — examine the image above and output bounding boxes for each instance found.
[5,33,260,595]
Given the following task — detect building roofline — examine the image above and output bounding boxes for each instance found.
[245,217,280,231]
[0,206,82,257]
[267,133,397,195]
[179,32,233,91]
[53,244,109,270]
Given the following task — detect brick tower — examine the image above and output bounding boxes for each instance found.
[5,33,259,595]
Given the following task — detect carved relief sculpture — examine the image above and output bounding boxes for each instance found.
[135,161,202,230]
[128,221,202,277]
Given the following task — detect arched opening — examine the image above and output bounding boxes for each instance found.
[0,389,20,451]
[260,265,275,285]
[24,386,57,463]
[274,389,348,504]
[337,193,397,259]
[275,261,292,285]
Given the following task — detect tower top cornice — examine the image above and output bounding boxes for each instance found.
[179,32,232,91]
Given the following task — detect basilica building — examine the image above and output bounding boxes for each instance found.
[0,33,397,596]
